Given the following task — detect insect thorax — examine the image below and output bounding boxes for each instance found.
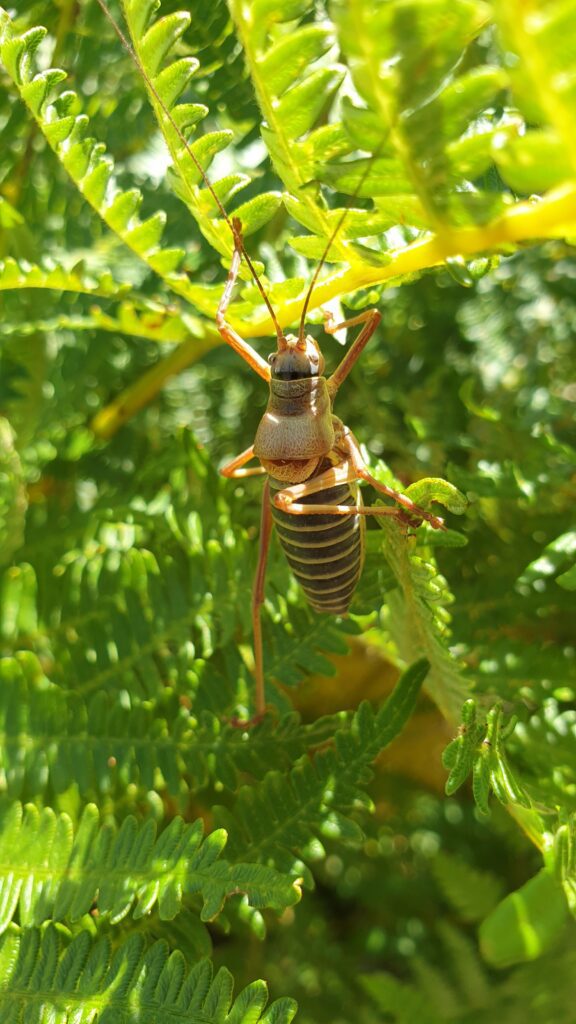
[253,376,335,478]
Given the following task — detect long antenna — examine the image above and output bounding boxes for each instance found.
[95,0,285,342]
[298,153,383,342]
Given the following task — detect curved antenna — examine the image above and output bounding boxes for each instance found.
[95,0,284,343]
[298,152,383,342]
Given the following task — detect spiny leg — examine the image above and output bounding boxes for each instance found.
[272,460,410,519]
[272,455,444,530]
[324,308,381,398]
[216,219,271,383]
[220,445,266,479]
[338,427,446,530]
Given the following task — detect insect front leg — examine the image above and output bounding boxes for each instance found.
[220,445,266,478]
[216,218,271,383]
[324,308,381,398]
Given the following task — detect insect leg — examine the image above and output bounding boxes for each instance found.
[252,479,274,718]
[220,445,266,478]
[272,461,407,519]
[325,309,381,397]
[217,219,271,382]
[273,455,444,529]
[338,427,446,530]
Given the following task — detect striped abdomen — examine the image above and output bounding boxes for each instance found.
[269,472,364,615]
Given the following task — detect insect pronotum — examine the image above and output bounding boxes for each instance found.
[97,0,446,719]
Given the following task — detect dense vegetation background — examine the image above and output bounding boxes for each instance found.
[0,0,575,1019]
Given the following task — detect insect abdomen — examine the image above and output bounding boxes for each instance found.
[269,477,364,615]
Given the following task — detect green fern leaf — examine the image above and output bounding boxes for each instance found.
[495,0,576,187]
[0,420,26,569]
[220,660,429,881]
[121,0,282,265]
[361,972,441,1024]
[0,626,345,800]
[443,700,532,813]
[0,257,131,298]
[0,801,300,932]
[0,925,298,1021]
[229,0,362,311]
[432,851,503,922]
[0,9,216,313]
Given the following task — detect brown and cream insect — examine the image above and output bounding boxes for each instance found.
[217,220,445,717]
[98,0,446,719]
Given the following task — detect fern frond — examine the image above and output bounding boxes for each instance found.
[220,660,429,883]
[363,466,470,724]
[361,972,441,1024]
[231,0,576,332]
[495,0,576,188]
[331,0,576,255]
[0,256,131,298]
[0,10,208,311]
[431,851,503,923]
[434,920,492,1009]
[2,514,254,706]
[0,635,346,800]
[1,430,370,714]
[333,0,503,227]
[0,419,26,569]
[0,925,297,1022]
[121,0,282,262]
[0,801,300,932]
[443,700,532,815]
[229,0,350,263]
[261,603,360,687]
[410,920,492,1015]
[1,304,216,368]
[363,920,576,1022]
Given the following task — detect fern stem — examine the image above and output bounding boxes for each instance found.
[241,180,576,336]
[91,329,219,439]
[380,522,469,725]
[344,0,447,233]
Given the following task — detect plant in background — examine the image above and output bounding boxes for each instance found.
[0,0,575,1018]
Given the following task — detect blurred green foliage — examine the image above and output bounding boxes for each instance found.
[0,0,575,1018]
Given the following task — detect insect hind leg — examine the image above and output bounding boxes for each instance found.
[338,427,446,530]
[272,451,445,530]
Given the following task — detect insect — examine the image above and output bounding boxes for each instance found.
[218,221,445,717]
[98,0,446,719]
